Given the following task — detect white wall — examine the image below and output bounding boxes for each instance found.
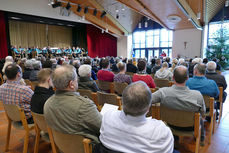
[172,28,202,58]
[0,0,89,24]
[117,36,127,58]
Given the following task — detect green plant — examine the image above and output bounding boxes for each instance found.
[206,27,229,69]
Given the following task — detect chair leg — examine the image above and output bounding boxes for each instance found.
[5,120,12,152]
[213,113,216,134]
[209,116,213,144]
[34,126,41,153]
[195,137,200,153]
[218,102,223,124]
[47,127,58,153]
[23,131,30,153]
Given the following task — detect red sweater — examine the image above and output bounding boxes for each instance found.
[132,74,156,88]
[97,70,114,82]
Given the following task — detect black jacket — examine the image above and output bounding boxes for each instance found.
[23,68,32,79]
[78,77,99,92]
[31,86,54,114]
[126,64,137,73]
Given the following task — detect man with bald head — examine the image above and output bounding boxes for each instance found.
[152,66,206,145]
[44,65,102,143]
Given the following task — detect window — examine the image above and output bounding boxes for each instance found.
[132,28,173,61]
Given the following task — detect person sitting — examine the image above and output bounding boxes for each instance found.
[98,81,174,153]
[151,58,161,74]
[78,64,99,92]
[0,64,34,124]
[2,56,14,74]
[132,60,156,88]
[84,58,97,80]
[152,66,206,145]
[31,68,54,114]
[146,58,155,74]
[29,60,42,81]
[126,59,137,73]
[154,62,173,81]
[23,60,33,80]
[114,62,132,84]
[206,61,227,102]
[44,65,101,143]
[97,58,114,82]
[186,63,219,99]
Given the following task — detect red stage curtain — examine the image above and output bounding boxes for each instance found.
[0,11,8,59]
[86,24,117,58]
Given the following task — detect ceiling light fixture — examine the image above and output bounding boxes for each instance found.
[138,23,141,29]
[84,7,88,14]
[52,1,62,8]
[105,28,108,33]
[82,15,85,21]
[197,12,201,20]
[66,2,71,10]
[167,15,182,23]
[93,9,97,16]
[226,0,229,7]
[145,21,148,28]
[77,4,82,12]
[100,11,106,18]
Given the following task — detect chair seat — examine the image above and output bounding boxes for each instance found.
[12,121,34,130]
[170,128,194,137]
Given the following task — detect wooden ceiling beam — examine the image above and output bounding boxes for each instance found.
[61,0,124,35]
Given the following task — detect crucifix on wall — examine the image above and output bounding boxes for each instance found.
[184,41,188,49]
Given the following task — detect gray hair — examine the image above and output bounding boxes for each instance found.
[206,61,216,72]
[32,60,42,70]
[122,81,152,116]
[52,65,77,90]
[25,60,33,69]
[194,63,206,75]
[78,65,91,77]
[5,56,13,62]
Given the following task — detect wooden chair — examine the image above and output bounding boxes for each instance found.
[160,105,201,153]
[113,82,128,96]
[97,80,114,93]
[0,73,4,85]
[31,81,39,91]
[77,89,99,107]
[24,79,32,86]
[47,127,92,153]
[217,87,223,124]
[96,91,122,111]
[32,112,57,153]
[154,78,170,88]
[3,103,35,153]
[203,95,215,143]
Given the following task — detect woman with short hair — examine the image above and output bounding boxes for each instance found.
[114,62,132,84]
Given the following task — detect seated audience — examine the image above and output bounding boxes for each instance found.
[31,68,54,114]
[169,58,178,72]
[98,81,174,153]
[126,59,137,73]
[78,64,99,92]
[114,62,132,84]
[0,64,34,124]
[151,58,161,74]
[97,58,115,82]
[152,66,206,145]
[84,58,97,80]
[29,60,42,81]
[23,60,33,79]
[44,65,101,143]
[146,58,156,74]
[2,56,14,74]
[154,62,173,80]
[42,60,53,69]
[206,61,227,102]
[132,60,156,88]
[186,63,219,99]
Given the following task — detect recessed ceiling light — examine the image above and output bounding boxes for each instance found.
[167,15,181,23]
[11,17,21,20]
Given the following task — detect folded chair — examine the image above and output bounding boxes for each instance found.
[47,127,92,153]
[160,104,201,153]
[32,112,57,153]
[3,103,35,153]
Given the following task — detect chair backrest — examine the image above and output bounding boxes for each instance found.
[51,128,86,153]
[0,73,3,85]
[154,78,170,88]
[160,104,195,127]
[32,112,47,132]
[31,81,38,91]
[97,92,121,109]
[98,80,114,93]
[218,87,223,103]
[3,104,22,121]
[203,95,212,109]
[24,79,32,86]
[113,82,128,96]
[78,89,93,100]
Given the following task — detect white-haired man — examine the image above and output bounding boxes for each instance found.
[44,65,101,143]
[29,60,42,81]
[78,64,99,92]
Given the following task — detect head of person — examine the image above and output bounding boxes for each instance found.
[32,60,42,70]
[173,66,188,85]
[84,58,92,65]
[37,68,53,88]
[203,58,208,64]
[122,81,152,116]
[100,58,110,69]
[5,56,14,63]
[156,58,161,66]
[117,62,126,72]
[5,64,22,81]
[194,63,206,76]
[52,65,77,91]
[206,61,216,72]
[137,60,146,72]
[151,58,156,65]
[162,62,168,68]
[43,60,53,69]
[127,59,133,64]
[165,57,170,63]
[78,65,91,77]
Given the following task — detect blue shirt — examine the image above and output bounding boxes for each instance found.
[13,48,20,54]
[186,76,219,98]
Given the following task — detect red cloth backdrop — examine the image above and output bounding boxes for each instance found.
[86,24,117,58]
[0,11,8,59]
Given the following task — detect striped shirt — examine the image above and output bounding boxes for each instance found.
[0,80,34,119]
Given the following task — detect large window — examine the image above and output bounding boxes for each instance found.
[132,28,173,61]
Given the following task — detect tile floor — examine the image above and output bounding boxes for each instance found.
[0,71,229,153]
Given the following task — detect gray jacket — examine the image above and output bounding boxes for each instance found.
[154,69,173,81]
[44,90,102,143]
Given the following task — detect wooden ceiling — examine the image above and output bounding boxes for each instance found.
[60,0,226,35]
